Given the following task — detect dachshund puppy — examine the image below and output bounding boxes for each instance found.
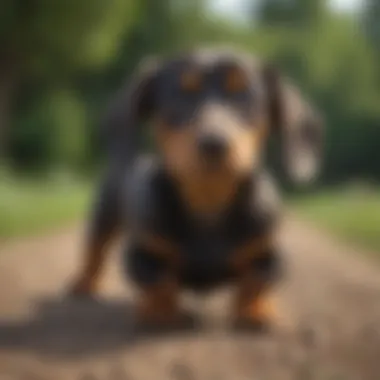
[69,48,323,328]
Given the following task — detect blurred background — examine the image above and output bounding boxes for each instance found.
[0,0,379,252]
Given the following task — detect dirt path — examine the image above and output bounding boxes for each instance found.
[1,218,380,380]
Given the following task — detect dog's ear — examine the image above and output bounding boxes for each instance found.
[262,63,324,185]
[102,56,161,161]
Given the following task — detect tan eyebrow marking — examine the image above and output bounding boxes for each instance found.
[179,69,203,92]
[224,67,248,93]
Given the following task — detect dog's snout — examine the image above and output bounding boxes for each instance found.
[198,134,228,160]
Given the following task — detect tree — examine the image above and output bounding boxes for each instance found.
[253,0,380,184]
[364,0,380,53]
[0,0,138,159]
[256,0,327,28]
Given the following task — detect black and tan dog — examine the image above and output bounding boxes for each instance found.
[69,48,323,329]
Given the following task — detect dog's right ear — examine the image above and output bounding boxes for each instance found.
[102,57,161,160]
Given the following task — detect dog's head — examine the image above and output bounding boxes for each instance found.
[106,47,323,187]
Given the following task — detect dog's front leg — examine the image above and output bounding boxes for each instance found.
[69,169,123,297]
[126,233,184,327]
[230,236,282,330]
[137,276,180,326]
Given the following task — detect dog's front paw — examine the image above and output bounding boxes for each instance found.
[133,279,200,334]
[232,293,277,333]
[67,277,98,300]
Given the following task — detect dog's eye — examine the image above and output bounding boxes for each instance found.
[179,70,203,93]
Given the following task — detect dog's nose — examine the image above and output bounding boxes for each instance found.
[197,134,228,160]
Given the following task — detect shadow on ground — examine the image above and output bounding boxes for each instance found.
[0,296,203,359]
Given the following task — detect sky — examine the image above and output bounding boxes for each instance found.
[210,0,364,20]
[331,0,363,11]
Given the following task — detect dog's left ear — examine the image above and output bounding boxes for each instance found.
[102,56,161,161]
[262,63,324,184]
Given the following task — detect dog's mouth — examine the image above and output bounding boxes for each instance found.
[199,156,227,173]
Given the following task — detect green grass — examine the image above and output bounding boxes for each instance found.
[291,189,380,252]
[0,177,91,239]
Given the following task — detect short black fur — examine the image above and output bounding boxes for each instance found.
[123,165,282,292]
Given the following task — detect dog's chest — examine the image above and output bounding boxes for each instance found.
[181,221,232,264]
[144,169,270,290]
[154,171,263,251]
[171,221,232,290]
[158,196,260,290]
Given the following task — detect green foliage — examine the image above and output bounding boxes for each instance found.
[364,0,380,54]
[11,87,88,173]
[256,0,327,28]
[44,88,88,170]
[0,0,138,74]
[1,0,140,173]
